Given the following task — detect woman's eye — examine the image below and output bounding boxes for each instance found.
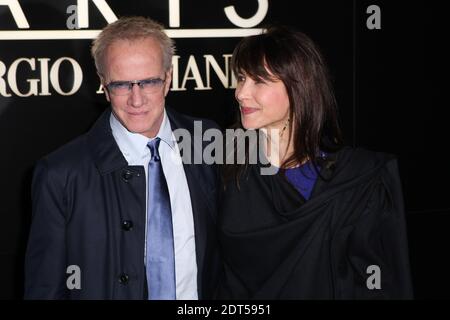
[237,75,245,82]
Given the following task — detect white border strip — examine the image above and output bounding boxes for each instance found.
[0,28,264,40]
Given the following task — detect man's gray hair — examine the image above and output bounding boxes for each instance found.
[91,16,175,75]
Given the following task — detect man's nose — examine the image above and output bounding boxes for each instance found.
[129,83,144,107]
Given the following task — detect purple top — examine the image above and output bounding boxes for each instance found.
[285,161,319,200]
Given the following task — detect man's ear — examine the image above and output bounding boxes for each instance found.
[98,72,110,102]
[164,68,172,97]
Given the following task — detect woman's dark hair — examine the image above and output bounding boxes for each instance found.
[225,25,343,186]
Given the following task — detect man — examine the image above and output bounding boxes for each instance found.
[25,17,221,299]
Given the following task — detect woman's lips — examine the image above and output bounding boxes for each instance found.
[240,107,258,115]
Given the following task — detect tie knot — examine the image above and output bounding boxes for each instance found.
[148,137,161,161]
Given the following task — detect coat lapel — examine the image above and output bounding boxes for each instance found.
[86,108,128,175]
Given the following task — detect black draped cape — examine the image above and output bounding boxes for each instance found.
[218,147,413,299]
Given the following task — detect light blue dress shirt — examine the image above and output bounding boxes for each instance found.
[110,109,198,300]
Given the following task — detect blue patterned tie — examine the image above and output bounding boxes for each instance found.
[146,137,176,299]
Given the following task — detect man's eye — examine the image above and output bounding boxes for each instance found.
[141,79,161,87]
[111,82,129,89]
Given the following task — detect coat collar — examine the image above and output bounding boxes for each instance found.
[86,107,200,174]
[86,108,128,175]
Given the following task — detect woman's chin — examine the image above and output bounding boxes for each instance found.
[241,121,260,130]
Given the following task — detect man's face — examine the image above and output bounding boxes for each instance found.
[102,37,172,138]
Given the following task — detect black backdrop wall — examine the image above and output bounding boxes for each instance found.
[0,0,445,299]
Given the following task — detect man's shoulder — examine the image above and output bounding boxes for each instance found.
[38,133,92,171]
[38,109,115,172]
[166,107,220,132]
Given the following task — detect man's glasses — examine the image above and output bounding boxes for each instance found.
[105,77,166,96]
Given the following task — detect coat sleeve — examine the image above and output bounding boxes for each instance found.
[24,159,68,299]
[339,158,414,299]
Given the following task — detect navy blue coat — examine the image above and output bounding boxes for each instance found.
[25,108,222,299]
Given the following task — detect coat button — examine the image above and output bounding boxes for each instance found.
[121,170,133,182]
[122,220,133,231]
[118,273,129,284]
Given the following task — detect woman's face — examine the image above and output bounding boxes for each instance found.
[235,69,290,132]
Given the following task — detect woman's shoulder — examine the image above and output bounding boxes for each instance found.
[336,146,396,165]
[325,146,398,181]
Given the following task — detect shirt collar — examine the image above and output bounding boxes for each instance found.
[110,109,176,163]
[153,109,176,150]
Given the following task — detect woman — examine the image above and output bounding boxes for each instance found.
[218,26,413,299]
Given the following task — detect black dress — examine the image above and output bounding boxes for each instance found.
[218,146,413,299]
